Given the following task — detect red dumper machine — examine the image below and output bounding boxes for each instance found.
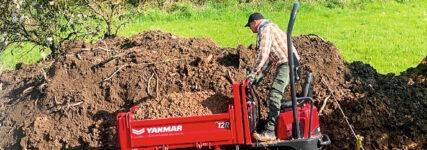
[116,3,331,150]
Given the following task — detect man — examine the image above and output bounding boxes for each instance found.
[245,12,300,141]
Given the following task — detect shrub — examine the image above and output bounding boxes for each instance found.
[0,0,95,57]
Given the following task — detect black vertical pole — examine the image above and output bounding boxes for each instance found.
[287,2,300,139]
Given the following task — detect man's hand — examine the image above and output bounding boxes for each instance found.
[246,73,255,84]
[253,73,264,86]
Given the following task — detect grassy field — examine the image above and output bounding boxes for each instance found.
[1,0,426,74]
[0,43,47,71]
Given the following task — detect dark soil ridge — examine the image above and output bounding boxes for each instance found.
[0,30,425,149]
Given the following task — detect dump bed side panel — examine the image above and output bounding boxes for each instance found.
[117,108,238,149]
[117,113,131,150]
[117,82,249,149]
[130,113,234,147]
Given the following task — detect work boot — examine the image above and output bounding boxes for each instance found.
[253,129,276,141]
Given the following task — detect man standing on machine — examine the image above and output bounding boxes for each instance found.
[245,12,300,141]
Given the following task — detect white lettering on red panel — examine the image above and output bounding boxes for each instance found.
[132,125,183,135]
[216,121,230,129]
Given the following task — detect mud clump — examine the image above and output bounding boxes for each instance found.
[0,30,426,150]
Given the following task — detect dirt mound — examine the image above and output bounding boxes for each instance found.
[133,91,231,120]
[0,30,254,149]
[0,30,426,150]
[329,61,427,150]
[293,35,347,101]
[401,56,427,83]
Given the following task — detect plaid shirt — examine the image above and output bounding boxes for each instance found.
[253,20,300,75]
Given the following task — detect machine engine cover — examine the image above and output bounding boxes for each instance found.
[276,103,321,140]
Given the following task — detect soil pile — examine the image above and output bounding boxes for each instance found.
[133,91,231,120]
[0,30,426,150]
[335,59,427,149]
[0,30,255,149]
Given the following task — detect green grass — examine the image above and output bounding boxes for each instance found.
[297,1,427,74]
[1,0,426,74]
[0,43,48,70]
[118,0,426,74]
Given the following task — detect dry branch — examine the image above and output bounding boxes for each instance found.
[141,58,187,65]
[101,40,109,50]
[41,68,48,81]
[103,64,129,81]
[319,94,331,115]
[51,99,84,116]
[147,73,155,97]
[154,70,159,97]
[38,83,47,90]
[307,33,324,40]
[34,99,38,108]
[22,86,34,95]
[101,58,187,82]
[68,101,84,108]
[54,96,62,105]
[226,70,235,84]
[76,53,82,59]
[80,48,91,51]
[91,55,121,69]
[97,47,111,52]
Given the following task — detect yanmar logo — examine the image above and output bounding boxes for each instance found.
[132,128,145,135]
[132,125,183,135]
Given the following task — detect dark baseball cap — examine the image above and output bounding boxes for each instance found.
[245,12,264,27]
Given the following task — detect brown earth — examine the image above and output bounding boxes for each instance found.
[132,91,231,120]
[0,30,426,150]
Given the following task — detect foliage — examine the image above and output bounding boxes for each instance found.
[88,0,142,39]
[0,0,94,57]
[0,0,141,58]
